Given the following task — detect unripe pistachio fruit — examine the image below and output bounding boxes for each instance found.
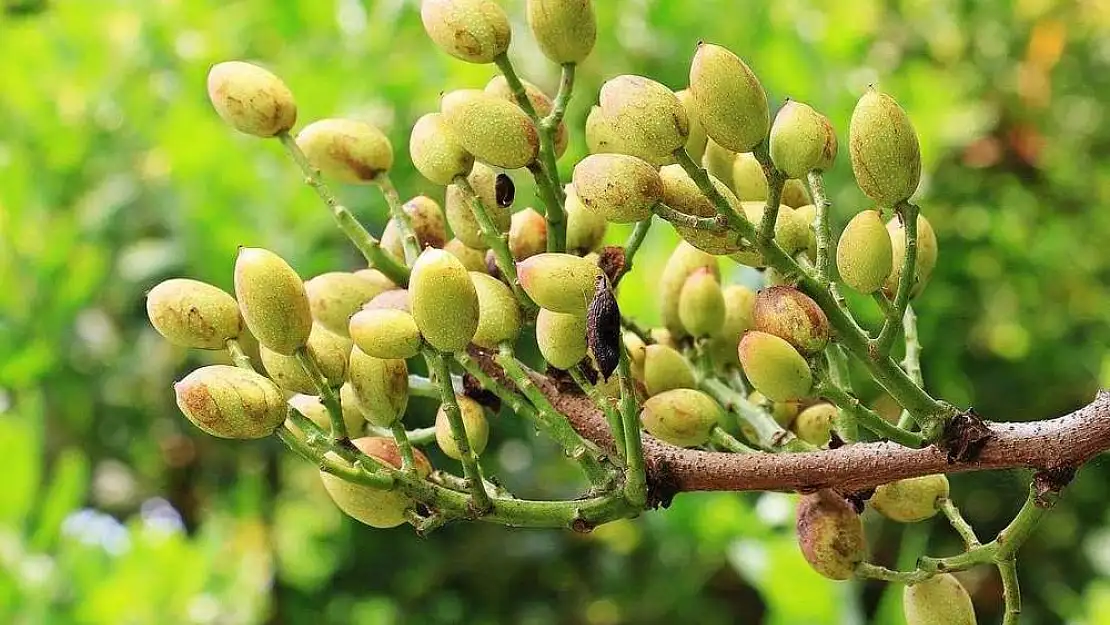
[445,163,511,250]
[174,365,286,438]
[643,344,697,397]
[689,43,769,153]
[793,204,819,261]
[598,75,690,161]
[564,184,609,253]
[730,203,810,267]
[410,112,474,185]
[748,391,801,428]
[836,209,893,294]
[146,278,241,350]
[339,382,370,435]
[885,214,938,298]
[234,247,313,355]
[660,241,720,336]
[363,288,411,313]
[206,61,296,137]
[305,271,391,338]
[704,140,737,190]
[796,489,867,580]
[769,100,838,178]
[296,118,393,184]
[261,324,351,393]
[420,0,511,64]
[509,207,548,260]
[444,239,488,273]
[624,331,648,380]
[849,88,921,207]
[320,437,432,528]
[347,347,409,427]
[658,164,744,255]
[470,272,522,349]
[485,76,568,158]
[584,107,674,167]
[640,388,722,447]
[792,402,837,446]
[678,268,725,337]
[708,284,756,368]
[676,89,709,163]
[517,253,603,315]
[536,308,587,370]
[353,268,397,293]
[738,331,812,401]
[870,475,949,523]
[287,391,364,441]
[409,248,480,352]
[902,573,977,625]
[348,308,423,360]
[731,152,766,201]
[752,286,829,356]
[441,90,539,170]
[381,195,448,260]
[526,0,597,64]
[572,153,664,224]
[781,179,810,208]
[435,395,490,459]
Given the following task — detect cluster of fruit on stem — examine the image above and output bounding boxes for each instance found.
[145,1,1078,622]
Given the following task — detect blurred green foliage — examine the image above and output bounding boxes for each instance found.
[3,0,1110,623]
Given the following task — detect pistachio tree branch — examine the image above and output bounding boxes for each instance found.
[527,162,567,252]
[999,558,1021,625]
[424,349,491,511]
[873,201,919,354]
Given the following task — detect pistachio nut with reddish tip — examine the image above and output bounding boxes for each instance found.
[738,331,812,402]
[643,344,697,397]
[320,437,432,528]
[435,395,490,460]
[509,207,548,260]
[658,164,743,254]
[536,308,587,370]
[640,388,722,448]
[305,271,392,338]
[347,347,409,427]
[261,323,351,393]
[526,0,596,64]
[296,118,392,184]
[348,308,422,360]
[410,112,474,185]
[660,241,720,336]
[234,247,313,355]
[769,100,837,178]
[837,209,893,294]
[174,365,286,439]
[597,75,690,161]
[146,278,241,350]
[870,475,950,523]
[206,61,296,137]
[564,184,609,253]
[849,88,921,207]
[885,214,938,298]
[420,0,511,64]
[409,248,479,352]
[903,573,977,625]
[485,75,568,157]
[572,153,664,223]
[796,489,867,580]
[792,402,837,446]
[470,272,522,349]
[445,163,511,250]
[689,43,769,153]
[678,267,725,337]
[752,286,829,356]
[441,89,539,169]
[517,253,603,315]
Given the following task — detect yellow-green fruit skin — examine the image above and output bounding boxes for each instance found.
[836,209,893,294]
[660,242,720,336]
[287,391,364,441]
[409,249,480,352]
[410,113,474,185]
[738,331,812,402]
[730,203,810,267]
[792,402,837,446]
[509,207,548,260]
[731,152,766,201]
[781,179,809,207]
[296,118,393,184]
[206,61,296,137]
[420,0,511,64]
[484,76,568,157]
[708,285,756,368]
[641,388,722,447]
[517,253,603,315]
[536,308,587,370]
[676,89,709,163]
[348,308,422,360]
[678,268,725,337]
[348,347,409,427]
[870,475,950,523]
[903,574,977,625]
[444,239,488,273]
[305,271,391,338]
[770,100,836,178]
[339,382,370,436]
[885,214,938,298]
[849,88,921,207]
[564,184,608,253]
[689,43,769,153]
[353,268,397,293]
[363,288,411,313]
[598,75,690,162]
[174,365,286,439]
[625,331,647,380]
[470,272,521,349]
[794,204,819,260]
[526,0,596,64]
[320,437,432,528]
[704,140,737,191]
[659,164,744,255]
[146,278,241,350]
[441,90,539,169]
[381,196,448,260]
[261,324,351,393]
[643,344,697,397]
[752,286,829,356]
[445,163,511,250]
[572,153,663,223]
[435,395,490,460]
[796,489,867,580]
[234,248,313,356]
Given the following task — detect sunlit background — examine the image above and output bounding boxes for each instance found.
[3,0,1110,623]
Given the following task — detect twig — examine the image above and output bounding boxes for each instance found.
[939,497,981,550]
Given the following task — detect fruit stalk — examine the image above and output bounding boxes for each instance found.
[390,421,417,473]
[898,305,924,429]
[751,142,785,244]
[226,338,253,370]
[543,63,576,130]
[999,558,1021,625]
[617,218,653,286]
[938,497,981,549]
[293,347,351,445]
[823,343,859,442]
[452,175,536,310]
[376,174,422,265]
[815,381,924,448]
[568,366,626,462]
[425,349,492,511]
[367,424,436,446]
[805,170,834,282]
[873,201,920,354]
[652,203,730,232]
[698,376,811,452]
[709,427,756,453]
[617,345,647,507]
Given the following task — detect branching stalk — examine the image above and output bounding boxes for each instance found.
[376,174,421,265]
[568,366,626,464]
[816,382,924,448]
[617,344,646,507]
[424,349,491,512]
[293,347,350,445]
[873,201,919,354]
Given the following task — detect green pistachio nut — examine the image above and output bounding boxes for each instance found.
[261,323,351,393]
[624,331,647,380]
[296,118,392,184]
[704,140,738,191]
[678,267,725,337]
[640,388,722,447]
[348,308,422,360]
[731,152,766,201]
[234,247,313,355]
[793,204,819,261]
[849,88,921,207]
[870,475,949,523]
[598,75,690,161]
[435,395,490,460]
[584,106,674,167]
[445,163,511,250]
[752,286,829,356]
[206,61,296,137]
[536,308,587,370]
[146,278,241,350]
[661,241,720,335]
[903,573,977,625]
[410,112,475,185]
[738,330,812,401]
[643,344,697,397]
[770,100,837,178]
[339,382,370,436]
[836,209,893,294]
[305,271,392,338]
[320,437,432,528]
[748,390,802,428]
[363,288,411,313]
[444,238,489,273]
[441,89,539,169]
[708,284,756,368]
[781,179,810,207]
[174,365,286,438]
[650,327,679,350]
[885,214,938,298]
[409,248,480,352]
[470,271,522,349]
[658,163,743,254]
[792,402,837,446]
[572,153,664,223]
[420,0,511,64]
[287,391,364,441]
[730,202,810,267]
[526,0,596,64]
[564,184,609,253]
[485,75,568,157]
[517,253,603,315]
[689,43,769,153]
[795,488,867,580]
[509,207,548,260]
[676,89,709,163]
[381,195,448,260]
[347,347,409,427]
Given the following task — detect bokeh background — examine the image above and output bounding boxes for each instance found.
[3,0,1110,623]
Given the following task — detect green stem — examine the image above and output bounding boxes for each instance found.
[873,202,919,354]
[806,170,833,282]
[226,338,253,370]
[409,375,446,399]
[293,347,350,445]
[453,175,536,311]
[653,203,730,232]
[543,63,576,130]
[709,426,757,453]
[367,424,436,446]
[751,142,784,244]
[376,174,421,265]
[277,132,410,286]
[699,377,812,452]
[999,558,1021,625]
[615,218,653,287]
[617,345,647,507]
[390,421,417,473]
[824,343,858,442]
[816,382,924,448]
[899,305,924,430]
[939,497,981,550]
[569,366,625,464]
[527,162,567,252]
[424,349,492,512]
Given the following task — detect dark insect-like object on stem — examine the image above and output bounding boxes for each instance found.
[586,275,621,380]
[495,172,515,208]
